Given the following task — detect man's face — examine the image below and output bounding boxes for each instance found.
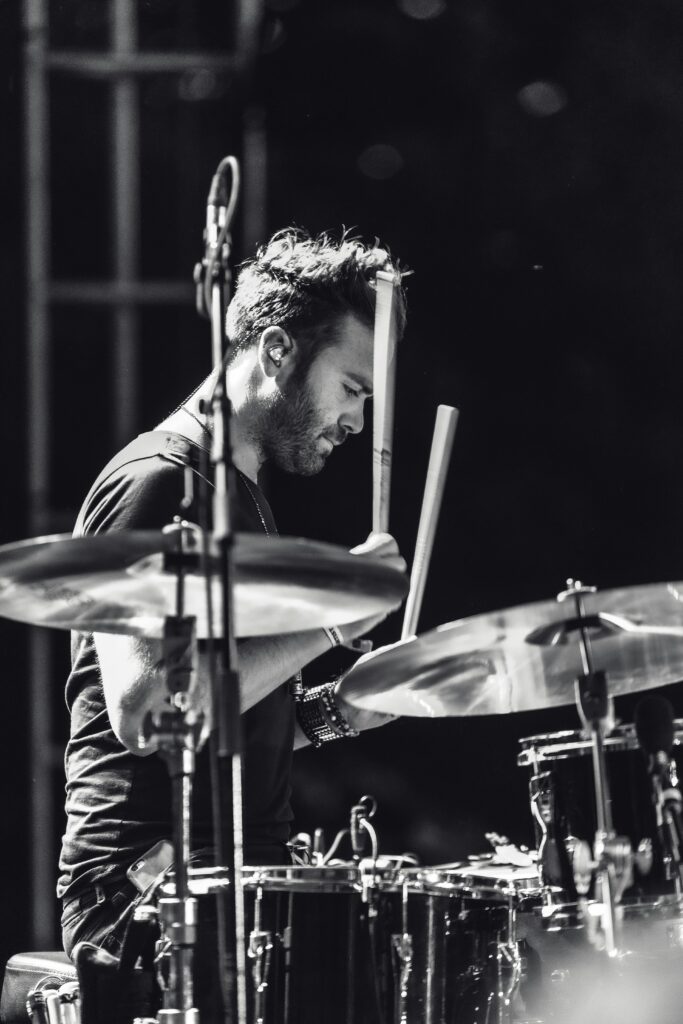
[263,312,374,476]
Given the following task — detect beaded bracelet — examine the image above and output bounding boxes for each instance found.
[295,680,359,748]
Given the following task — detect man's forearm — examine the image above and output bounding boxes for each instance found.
[214,628,332,711]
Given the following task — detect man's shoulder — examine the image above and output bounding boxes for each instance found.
[76,431,201,536]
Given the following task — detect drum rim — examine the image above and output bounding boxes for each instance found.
[162,862,542,899]
[517,721,683,765]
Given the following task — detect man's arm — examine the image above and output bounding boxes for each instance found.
[97,530,406,753]
[96,627,332,754]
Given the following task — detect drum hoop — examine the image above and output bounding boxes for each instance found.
[536,894,683,929]
[517,720,683,766]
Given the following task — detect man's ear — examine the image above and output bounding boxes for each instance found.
[258,326,296,378]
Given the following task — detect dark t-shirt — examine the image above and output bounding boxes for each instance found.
[57,431,295,901]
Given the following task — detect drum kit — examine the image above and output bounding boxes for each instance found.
[6,520,683,1022]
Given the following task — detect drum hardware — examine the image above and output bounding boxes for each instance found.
[634,837,654,876]
[493,914,524,1024]
[540,580,633,955]
[350,794,379,862]
[312,828,325,863]
[529,771,578,896]
[635,695,683,895]
[484,832,536,868]
[56,983,80,1024]
[139,519,204,1024]
[390,875,413,1024]
[26,980,81,1024]
[246,886,272,1024]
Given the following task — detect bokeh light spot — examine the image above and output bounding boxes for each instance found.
[398,0,446,21]
[178,70,221,103]
[357,143,404,181]
[517,80,568,117]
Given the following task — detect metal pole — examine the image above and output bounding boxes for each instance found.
[242,105,268,256]
[112,0,140,446]
[24,0,56,949]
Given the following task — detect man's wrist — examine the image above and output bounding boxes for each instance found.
[295,680,359,748]
[322,625,344,649]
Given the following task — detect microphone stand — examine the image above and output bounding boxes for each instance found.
[143,520,202,1023]
[193,156,247,1024]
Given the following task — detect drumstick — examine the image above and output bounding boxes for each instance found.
[372,270,399,534]
[401,405,459,640]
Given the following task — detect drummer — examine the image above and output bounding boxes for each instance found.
[57,227,408,962]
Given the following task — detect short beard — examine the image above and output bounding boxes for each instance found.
[257,365,328,476]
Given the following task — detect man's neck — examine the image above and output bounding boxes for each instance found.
[161,374,263,483]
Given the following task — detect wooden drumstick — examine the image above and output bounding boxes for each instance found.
[401,404,459,640]
[372,270,399,534]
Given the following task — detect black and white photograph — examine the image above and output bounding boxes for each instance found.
[4,1,683,1021]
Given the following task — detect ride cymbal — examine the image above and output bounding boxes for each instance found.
[0,529,407,638]
[338,583,683,716]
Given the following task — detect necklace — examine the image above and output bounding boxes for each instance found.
[237,471,272,536]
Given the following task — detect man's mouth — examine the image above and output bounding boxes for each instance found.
[322,432,345,447]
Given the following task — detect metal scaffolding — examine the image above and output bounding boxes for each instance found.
[23,0,265,948]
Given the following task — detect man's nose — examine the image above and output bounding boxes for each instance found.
[341,403,364,435]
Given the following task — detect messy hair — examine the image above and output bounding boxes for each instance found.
[225,227,408,363]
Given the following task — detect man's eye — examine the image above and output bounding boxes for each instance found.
[343,384,361,398]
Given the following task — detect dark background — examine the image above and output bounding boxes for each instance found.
[4,0,683,957]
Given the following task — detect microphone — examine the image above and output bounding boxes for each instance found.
[205,163,232,253]
[635,695,683,875]
[194,156,240,319]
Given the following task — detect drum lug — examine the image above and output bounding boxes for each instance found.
[634,837,654,876]
[248,929,274,985]
[391,932,413,1024]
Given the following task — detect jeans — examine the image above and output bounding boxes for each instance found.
[61,843,292,1020]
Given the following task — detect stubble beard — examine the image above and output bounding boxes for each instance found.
[258,373,331,476]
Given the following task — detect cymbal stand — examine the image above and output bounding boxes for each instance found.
[142,520,203,1022]
[194,155,246,1024]
[558,580,633,956]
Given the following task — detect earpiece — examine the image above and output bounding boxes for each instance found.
[269,347,284,367]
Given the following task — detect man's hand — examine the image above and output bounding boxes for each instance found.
[338,532,407,645]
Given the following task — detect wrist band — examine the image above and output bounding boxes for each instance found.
[323,625,344,649]
[295,680,359,748]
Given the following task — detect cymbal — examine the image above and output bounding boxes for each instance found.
[337,583,683,716]
[0,530,407,638]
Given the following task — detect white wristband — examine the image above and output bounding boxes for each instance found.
[323,625,343,649]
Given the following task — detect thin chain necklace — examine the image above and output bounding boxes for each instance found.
[238,472,272,536]
[180,407,272,537]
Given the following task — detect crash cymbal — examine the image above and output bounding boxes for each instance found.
[0,530,407,638]
[338,583,683,716]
